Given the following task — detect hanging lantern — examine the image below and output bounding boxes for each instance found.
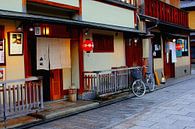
[83,39,94,52]
[176,44,182,51]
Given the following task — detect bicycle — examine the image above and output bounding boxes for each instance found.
[130,66,156,97]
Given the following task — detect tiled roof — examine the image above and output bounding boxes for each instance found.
[180,0,195,9]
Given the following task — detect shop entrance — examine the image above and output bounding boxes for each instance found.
[28,36,71,101]
[163,42,175,78]
[125,38,143,67]
[50,69,62,100]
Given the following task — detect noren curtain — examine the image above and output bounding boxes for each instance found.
[37,37,71,70]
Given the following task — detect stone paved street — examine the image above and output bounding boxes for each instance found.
[31,77,195,129]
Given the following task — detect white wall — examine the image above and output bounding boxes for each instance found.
[142,39,150,58]
[63,39,80,89]
[174,39,191,77]
[0,0,23,12]
[175,57,190,67]
[153,36,164,72]
[47,0,79,7]
[71,40,80,89]
[0,20,25,80]
[82,0,134,28]
[84,29,126,71]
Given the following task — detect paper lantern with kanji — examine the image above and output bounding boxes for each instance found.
[83,39,94,52]
[176,44,182,51]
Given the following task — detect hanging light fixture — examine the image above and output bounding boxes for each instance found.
[29,27,34,32]
[83,39,94,52]
[42,26,50,35]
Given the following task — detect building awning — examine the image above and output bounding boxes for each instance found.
[0,10,144,34]
[158,21,191,32]
[139,14,191,32]
[139,14,158,23]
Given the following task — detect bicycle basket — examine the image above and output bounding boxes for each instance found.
[131,69,142,79]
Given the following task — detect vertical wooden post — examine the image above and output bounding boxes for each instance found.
[24,83,28,110]
[96,73,100,96]
[3,84,7,122]
[17,85,20,111]
[78,29,84,95]
[40,79,44,109]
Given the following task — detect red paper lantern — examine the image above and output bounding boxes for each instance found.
[176,44,182,51]
[83,39,94,52]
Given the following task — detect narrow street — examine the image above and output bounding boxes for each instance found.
[30,77,195,129]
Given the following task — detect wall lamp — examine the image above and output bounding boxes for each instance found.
[16,24,23,31]
[84,28,89,36]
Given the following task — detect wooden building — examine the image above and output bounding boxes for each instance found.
[181,0,195,67]
[138,0,190,79]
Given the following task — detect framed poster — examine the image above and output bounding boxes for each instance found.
[152,43,161,58]
[0,68,5,81]
[0,39,5,65]
[8,32,23,56]
[176,39,182,57]
[35,27,41,35]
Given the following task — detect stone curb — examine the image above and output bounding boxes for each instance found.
[12,75,195,129]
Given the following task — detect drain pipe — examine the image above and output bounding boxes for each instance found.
[146,21,159,75]
[147,22,158,31]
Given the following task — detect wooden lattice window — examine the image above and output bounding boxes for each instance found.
[93,34,114,53]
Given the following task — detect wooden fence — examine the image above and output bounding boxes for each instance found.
[83,67,141,97]
[0,77,43,122]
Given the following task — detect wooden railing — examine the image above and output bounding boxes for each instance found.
[83,67,141,97]
[0,77,43,122]
[138,0,189,27]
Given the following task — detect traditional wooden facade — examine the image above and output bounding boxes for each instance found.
[0,0,145,102]
[181,1,195,66]
[0,0,191,113]
[138,0,190,80]
[0,0,192,121]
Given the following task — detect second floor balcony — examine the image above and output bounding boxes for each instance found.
[138,0,189,27]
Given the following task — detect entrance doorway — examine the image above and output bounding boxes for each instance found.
[50,69,63,100]
[163,43,175,78]
[27,36,71,101]
[125,38,143,67]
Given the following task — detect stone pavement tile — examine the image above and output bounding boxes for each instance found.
[178,108,195,115]
[179,95,195,100]
[128,125,150,129]
[134,120,157,128]
[169,96,194,105]
[110,123,135,129]
[157,104,184,111]
[137,113,175,125]
[189,103,195,107]
[106,118,136,129]
[184,105,195,111]
[185,127,195,129]
[172,100,192,105]
[161,108,190,116]
[167,114,195,122]
[187,112,195,118]
[179,97,195,102]
[32,127,60,129]
[149,122,186,129]
[138,112,170,122]
[173,120,195,127]
[29,76,195,129]
[149,117,177,125]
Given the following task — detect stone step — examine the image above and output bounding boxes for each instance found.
[78,91,97,100]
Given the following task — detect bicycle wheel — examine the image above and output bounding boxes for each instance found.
[146,74,155,92]
[132,79,146,97]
